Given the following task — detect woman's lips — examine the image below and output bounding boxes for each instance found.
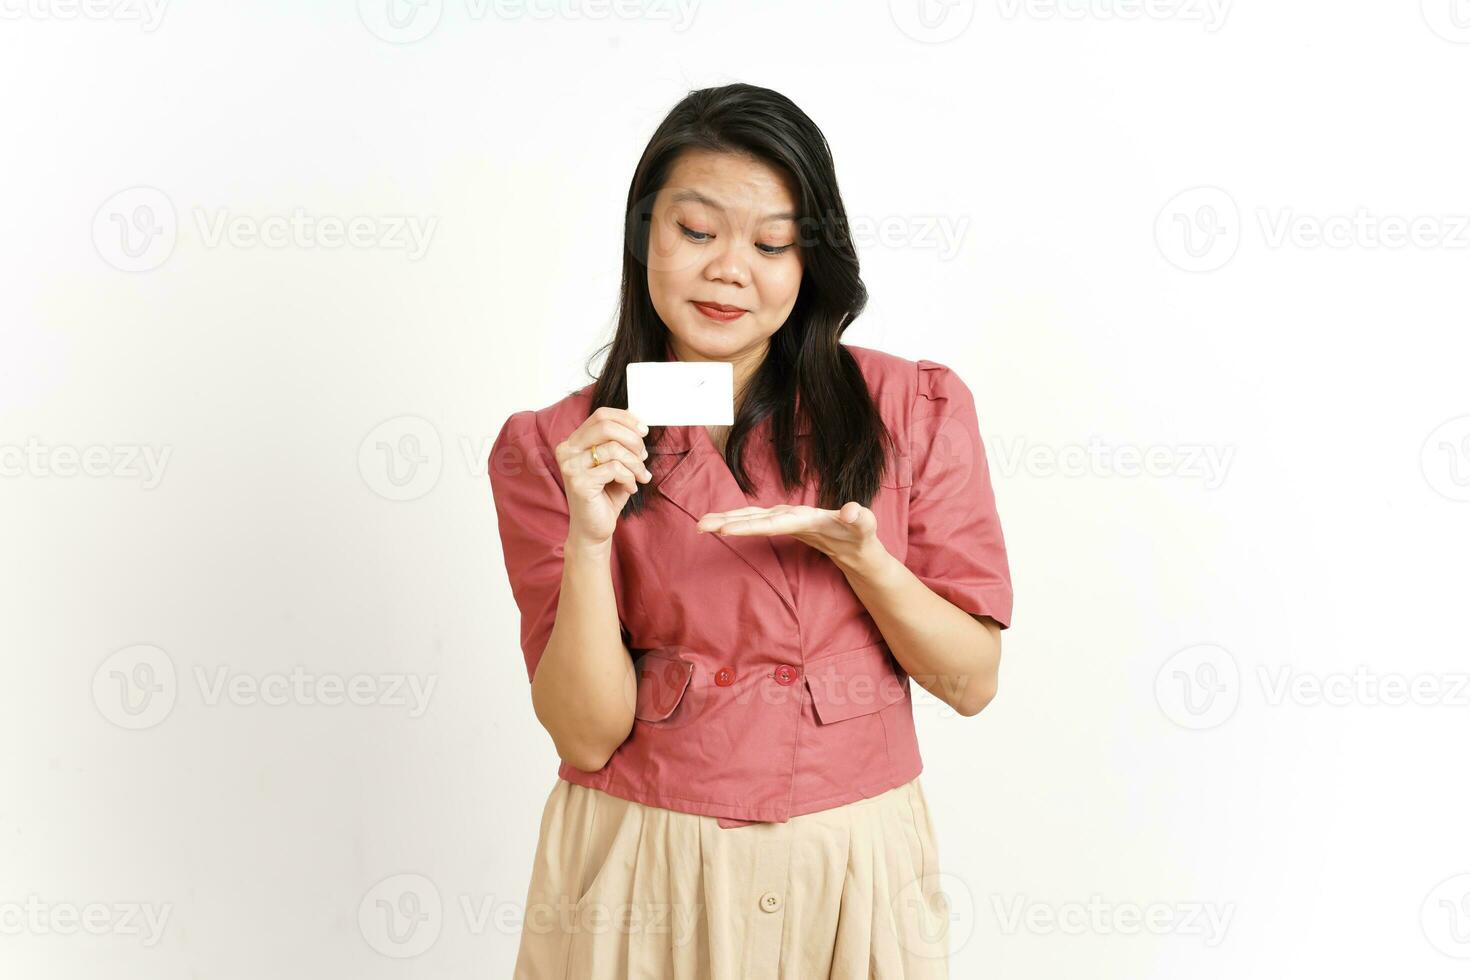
[691,300,746,322]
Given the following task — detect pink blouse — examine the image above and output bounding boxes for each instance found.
[488,343,1013,828]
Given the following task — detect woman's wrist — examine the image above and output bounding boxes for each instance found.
[831,537,897,583]
[564,531,613,561]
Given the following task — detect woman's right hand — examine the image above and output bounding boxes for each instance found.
[554,407,652,547]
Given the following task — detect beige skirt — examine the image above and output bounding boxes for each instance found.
[512,775,951,979]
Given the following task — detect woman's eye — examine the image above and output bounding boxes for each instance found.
[679,223,791,256]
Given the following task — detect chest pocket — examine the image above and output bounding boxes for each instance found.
[632,648,694,723]
[803,643,908,724]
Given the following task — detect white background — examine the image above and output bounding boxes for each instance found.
[3,1,1469,977]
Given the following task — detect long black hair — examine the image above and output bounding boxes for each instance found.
[587,82,896,517]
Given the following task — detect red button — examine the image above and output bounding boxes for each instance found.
[715,667,735,687]
[773,664,798,686]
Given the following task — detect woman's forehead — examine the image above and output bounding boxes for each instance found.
[660,151,797,218]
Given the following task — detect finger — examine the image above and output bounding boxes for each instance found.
[588,459,640,497]
[834,502,878,538]
[590,405,650,438]
[583,441,652,483]
[710,511,811,536]
[702,511,782,525]
[696,506,771,530]
[566,418,648,462]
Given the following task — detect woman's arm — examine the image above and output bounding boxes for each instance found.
[492,406,651,773]
[530,537,638,773]
[834,543,1001,717]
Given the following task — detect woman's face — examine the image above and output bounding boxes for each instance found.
[645,149,804,384]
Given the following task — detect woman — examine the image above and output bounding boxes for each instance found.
[488,82,1013,979]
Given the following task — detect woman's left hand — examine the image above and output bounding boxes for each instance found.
[696,502,887,569]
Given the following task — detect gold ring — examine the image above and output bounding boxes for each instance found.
[589,444,601,467]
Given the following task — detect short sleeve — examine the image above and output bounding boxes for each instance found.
[906,360,1014,629]
[488,410,570,682]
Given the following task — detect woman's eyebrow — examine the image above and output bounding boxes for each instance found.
[669,188,796,222]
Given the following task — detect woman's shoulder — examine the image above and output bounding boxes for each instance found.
[845,343,971,404]
[842,343,938,414]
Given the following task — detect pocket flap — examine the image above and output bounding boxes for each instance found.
[804,643,907,724]
[633,650,694,722]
